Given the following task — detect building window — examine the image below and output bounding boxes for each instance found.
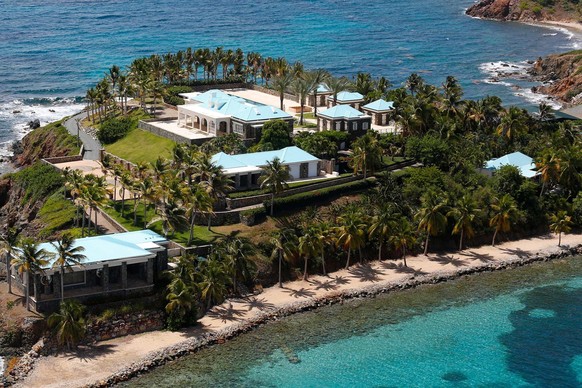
[233,123,244,135]
[362,122,369,130]
[63,271,86,286]
[335,122,341,130]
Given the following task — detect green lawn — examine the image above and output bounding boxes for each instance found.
[105,128,175,164]
[104,201,220,246]
[381,156,408,166]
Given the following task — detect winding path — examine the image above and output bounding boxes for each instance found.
[63,111,102,161]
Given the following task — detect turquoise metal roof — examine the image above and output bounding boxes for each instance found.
[37,231,166,269]
[212,146,319,171]
[318,105,366,119]
[316,84,331,93]
[328,91,364,102]
[363,99,394,111]
[484,152,538,178]
[193,89,292,122]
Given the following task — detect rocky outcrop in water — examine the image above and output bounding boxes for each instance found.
[466,0,579,22]
[529,51,582,103]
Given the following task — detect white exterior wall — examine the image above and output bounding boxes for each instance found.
[288,163,301,180]
[308,161,318,177]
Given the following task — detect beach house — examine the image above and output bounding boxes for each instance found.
[212,146,320,189]
[361,99,394,126]
[10,230,169,313]
[483,151,539,178]
[317,105,372,138]
[177,90,293,144]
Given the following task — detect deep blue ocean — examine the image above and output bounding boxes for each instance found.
[124,257,582,387]
[0,0,580,169]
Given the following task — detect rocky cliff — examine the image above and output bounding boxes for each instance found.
[0,120,79,238]
[529,50,582,103]
[466,0,579,22]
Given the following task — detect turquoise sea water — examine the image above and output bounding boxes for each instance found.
[125,257,582,387]
[0,0,580,169]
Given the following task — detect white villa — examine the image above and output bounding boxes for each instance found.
[212,146,320,189]
[177,90,294,143]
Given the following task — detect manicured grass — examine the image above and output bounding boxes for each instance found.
[105,128,175,164]
[104,201,220,246]
[381,156,408,166]
[302,112,316,119]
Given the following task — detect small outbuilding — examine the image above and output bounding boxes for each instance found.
[317,105,372,138]
[308,84,333,107]
[326,91,365,109]
[483,151,539,178]
[361,99,394,126]
[212,146,320,189]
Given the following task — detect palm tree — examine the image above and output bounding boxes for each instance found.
[119,172,133,217]
[549,211,572,247]
[11,239,50,310]
[489,194,520,246]
[350,134,382,179]
[186,185,213,246]
[536,151,560,197]
[50,233,86,303]
[201,168,233,230]
[368,205,396,261]
[198,257,230,309]
[149,199,188,238]
[259,157,291,216]
[218,234,256,293]
[336,208,367,268]
[448,194,480,251]
[270,228,297,287]
[416,191,449,255]
[304,69,329,117]
[139,177,156,229]
[47,300,86,349]
[406,73,424,96]
[0,228,19,294]
[271,73,294,110]
[326,76,351,106]
[496,106,528,142]
[389,218,416,267]
[165,277,196,330]
[298,226,321,281]
[291,76,314,125]
[537,102,555,122]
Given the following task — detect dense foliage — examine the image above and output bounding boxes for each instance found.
[97,117,134,144]
[12,162,65,203]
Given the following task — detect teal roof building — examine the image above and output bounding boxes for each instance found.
[484,152,539,178]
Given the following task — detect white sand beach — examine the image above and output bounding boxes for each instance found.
[18,232,582,388]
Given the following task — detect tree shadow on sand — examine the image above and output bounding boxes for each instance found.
[333,275,350,285]
[380,261,427,275]
[206,303,246,323]
[499,247,531,259]
[430,254,467,267]
[348,264,383,283]
[309,279,338,291]
[458,250,495,263]
[65,343,116,362]
[236,296,276,312]
[284,287,316,299]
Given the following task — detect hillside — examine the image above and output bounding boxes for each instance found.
[529,50,582,103]
[466,0,581,22]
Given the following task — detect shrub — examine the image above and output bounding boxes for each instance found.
[164,95,185,106]
[97,117,134,144]
[12,162,64,203]
[265,179,374,213]
[240,207,267,225]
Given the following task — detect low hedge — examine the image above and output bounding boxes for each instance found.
[265,178,375,213]
[239,206,267,226]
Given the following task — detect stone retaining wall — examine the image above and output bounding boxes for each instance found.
[138,121,210,146]
[226,175,360,209]
[85,311,165,343]
[94,206,127,233]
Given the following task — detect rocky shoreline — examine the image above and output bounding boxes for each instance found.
[67,245,581,388]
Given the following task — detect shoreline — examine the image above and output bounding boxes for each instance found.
[12,233,582,388]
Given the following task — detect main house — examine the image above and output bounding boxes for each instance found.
[212,146,321,189]
[177,90,294,144]
[9,230,169,313]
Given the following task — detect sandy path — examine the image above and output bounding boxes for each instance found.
[19,233,582,388]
